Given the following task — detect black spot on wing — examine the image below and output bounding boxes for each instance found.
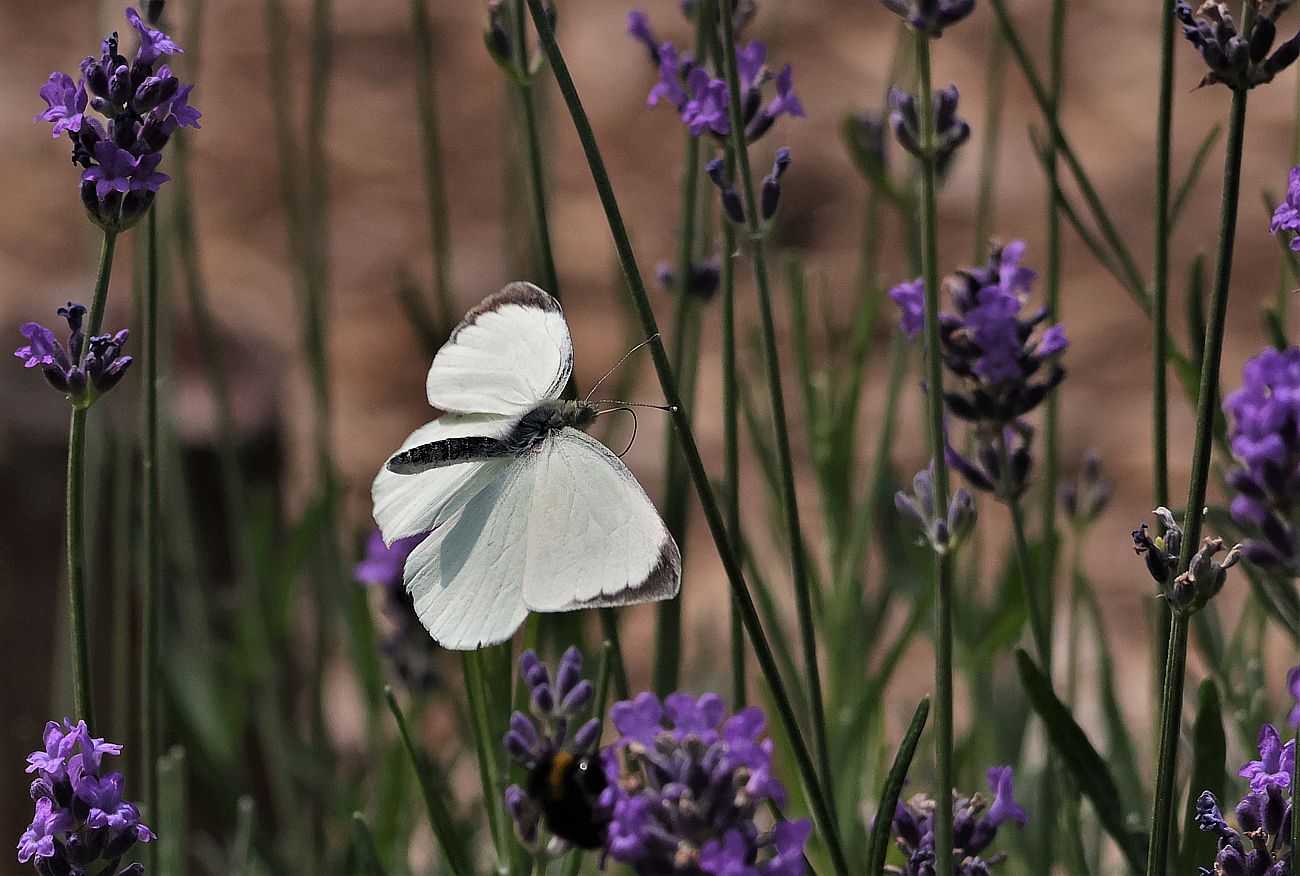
[387,436,512,474]
[448,282,562,343]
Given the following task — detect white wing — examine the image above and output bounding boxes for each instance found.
[522,429,680,612]
[371,414,513,545]
[425,282,572,417]
[405,457,538,649]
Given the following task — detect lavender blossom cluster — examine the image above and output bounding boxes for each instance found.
[503,651,810,874]
[15,303,133,409]
[890,242,1068,501]
[887,767,1027,875]
[35,7,199,230]
[1224,344,1300,575]
[19,720,154,874]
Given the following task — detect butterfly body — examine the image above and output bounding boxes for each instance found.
[371,282,680,650]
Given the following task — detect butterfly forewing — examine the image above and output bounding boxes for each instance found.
[371,414,514,544]
[425,281,573,417]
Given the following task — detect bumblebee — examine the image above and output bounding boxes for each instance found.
[526,750,609,849]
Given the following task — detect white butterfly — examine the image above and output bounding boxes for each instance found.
[371,282,681,650]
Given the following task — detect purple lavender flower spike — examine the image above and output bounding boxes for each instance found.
[635,16,802,143]
[888,765,1027,873]
[504,649,607,855]
[34,73,87,138]
[354,531,441,693]
[126,7,183,65]
[16,303,132,408]
[1239,724,1295,791]
[889,84,970,176]
[601,692,810,874]
[1273,167,1300,249]
[1224,345,1300,575]
[35,7,196,230]
[1196,713,1297,875]
[18,719,153,870]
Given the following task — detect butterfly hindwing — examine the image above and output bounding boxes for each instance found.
[425,282,573,417]
[405,455,539,650]
[521,428,681,612]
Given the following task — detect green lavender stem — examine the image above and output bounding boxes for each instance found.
[523,1,846,868]
[714,0,832,814]
[410,0,457,329]
[654,0,712,697]
[141,206,161,867]
[511,0,561,298]
[722,183,744,709]
[67,229,119,729]
[1041,0,1065,606]
[1147,84,1249,876]
[914,33,955,876]
[1153,0,1175,514]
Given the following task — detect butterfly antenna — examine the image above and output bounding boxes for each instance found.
[592,400,678,413]
[584,333,661,404]
[594,406,640,457]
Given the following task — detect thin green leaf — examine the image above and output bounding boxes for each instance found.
[385,689,472,876]
[866,698,930,874]
[231,796,256,876]
[1016,650,1148,872]
[1179,680,1226,875]
[351,813,389,876]
[158,746,187,875]
[1170,124,1223,230]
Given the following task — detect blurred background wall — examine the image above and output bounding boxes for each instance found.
[3,0,1300,851]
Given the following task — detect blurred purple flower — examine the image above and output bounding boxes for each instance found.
[889,765,1027,874]
[1273,166,1300,249]
[354,530,441,693]
[879,0,975,37]
[1239,723,1295,791]
[1290,665,1300,728]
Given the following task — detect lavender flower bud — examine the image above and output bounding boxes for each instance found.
[1171,537,1241,612]
[895,463,977,555]
[760,147,791,221]
[706,157,746,225]
[485,0,512,68]
[879,0,976,37]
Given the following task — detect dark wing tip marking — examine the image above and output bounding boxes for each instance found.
[573,533,681,609]
[448,282,562,342]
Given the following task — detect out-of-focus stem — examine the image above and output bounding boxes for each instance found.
[410,0,457,329]
[141,206,161,871]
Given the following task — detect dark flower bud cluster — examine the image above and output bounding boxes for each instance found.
[1131,508,1239,614]
[888,85,970,177]
[1272,167,1300,247]
[504,648,603,856]
[891,242,1067,502]
[34,7,199,230]
[680,0,758,33]
[1060,451,1111,529]
[704,150,792,227]
[886,766,1027,875]
[879,0,976,38]
[1224,345,1300,575]
[630,11,804,143]
[15,303,133,409]
[706,157,748,225]
[895,462,978,555]
[18,719,155,873]
[657,258,723,302]
[1175,0,1300,90]
[1196,721,1295,875]
[600,692,810,874]
[353,531,441,694]
[484,0,556,73]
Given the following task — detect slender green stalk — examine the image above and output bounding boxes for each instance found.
[409,0,457,329]
[1146,614,1190,876]
[66,230,119,728]
[598,609,630,701]
[1041,0,1065,610]
[1153,0,1175,514]
[914,33,955,876]
[715,0,832,814]
[999,443,1051,667]
[141,206,161,871]
[1148,85,1249,876]
[522,2,846,868]
[510,0,561,298]
[654,0,711,696]
[722,177,744,708]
